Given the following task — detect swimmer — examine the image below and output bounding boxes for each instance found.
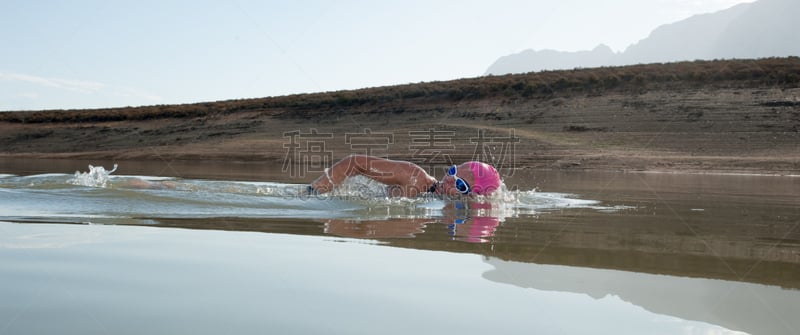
[308,154,502,197]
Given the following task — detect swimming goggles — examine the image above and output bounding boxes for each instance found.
[447,165,471,194]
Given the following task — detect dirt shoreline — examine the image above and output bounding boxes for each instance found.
[1,60,799,177]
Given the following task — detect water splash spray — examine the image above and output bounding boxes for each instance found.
[68,164,118,188]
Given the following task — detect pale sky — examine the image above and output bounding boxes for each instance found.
[0,0,755,111]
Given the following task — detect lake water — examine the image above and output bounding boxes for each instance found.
[1,159,798,335]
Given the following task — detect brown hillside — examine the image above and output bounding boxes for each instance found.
[1,58,799,177]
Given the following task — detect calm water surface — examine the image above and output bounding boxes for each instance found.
[0,159,798,335]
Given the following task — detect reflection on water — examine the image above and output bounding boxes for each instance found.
[0,222,759,335]
[321,200,505,242]
[321,214,500,243]
[1,158,798,334]
[484,258,800,335]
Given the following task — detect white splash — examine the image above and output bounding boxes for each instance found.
[68,164,118,188]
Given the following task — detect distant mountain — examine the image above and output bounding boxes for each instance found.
[712,0,800,58]
[487,45,617,76]
[486,0,800,75]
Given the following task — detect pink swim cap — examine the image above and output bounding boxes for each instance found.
[466,161,502,195]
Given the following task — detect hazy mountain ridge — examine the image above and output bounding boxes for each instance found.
[487,0,800,74]
[488,45,617,77]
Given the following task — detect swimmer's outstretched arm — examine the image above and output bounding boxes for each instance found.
[120,178,177,190]
[309,155,436,197]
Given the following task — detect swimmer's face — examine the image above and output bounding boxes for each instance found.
[436,163,474,197]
